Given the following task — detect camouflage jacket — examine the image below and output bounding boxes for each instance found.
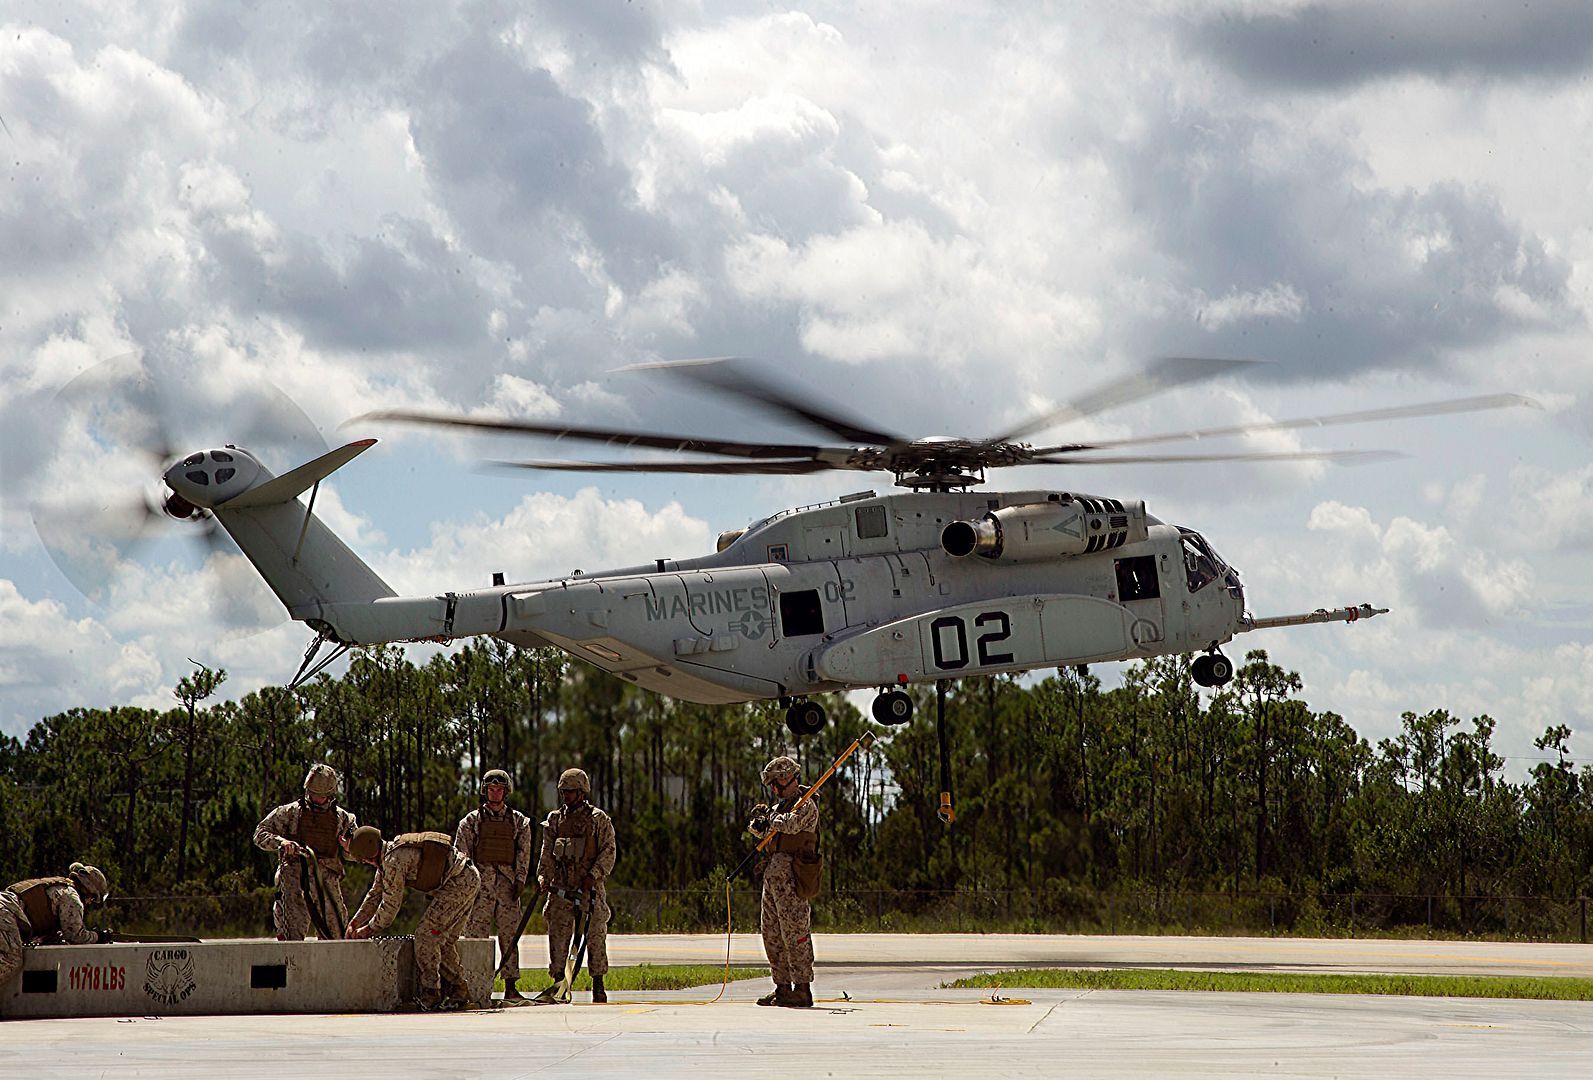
[253,800,359,874]
[350,840,470,933]
[537,803,617,889]
[454,805,533,886]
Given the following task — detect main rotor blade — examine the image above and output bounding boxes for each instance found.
[623,358,907,447]
[490,457,843,475]
[985,356,1260,445]
[1027,393,1537,456]
[353,409,837,461]
[1032,448,1402,466]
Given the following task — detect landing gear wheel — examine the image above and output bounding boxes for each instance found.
[785,701,826,736]
[872,690,913,725]
[1191,653,1233,688]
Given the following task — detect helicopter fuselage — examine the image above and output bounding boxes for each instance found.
[302,486,1246,704]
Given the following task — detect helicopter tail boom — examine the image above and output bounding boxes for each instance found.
[210,441,397,618]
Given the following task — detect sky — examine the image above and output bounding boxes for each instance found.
[1,0,1590,776]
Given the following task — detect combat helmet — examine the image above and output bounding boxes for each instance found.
[303,763,339,800]
[557,767,590,795]
[761,755,800,786]
[348,826,383,863]
[482,768,513,796]
[68,862,109,904]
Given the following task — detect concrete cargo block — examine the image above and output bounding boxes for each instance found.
[1,937,495,1018]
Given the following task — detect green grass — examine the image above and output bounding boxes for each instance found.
[944,967,1593,1001]
[497,964,770,993]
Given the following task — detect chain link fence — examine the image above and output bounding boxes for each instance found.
[102,885,1593,942]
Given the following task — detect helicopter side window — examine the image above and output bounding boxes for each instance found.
[1181,534,1219,593]
[854,505,888,539]
[779,589,825,637]
[1115,555,1160,602]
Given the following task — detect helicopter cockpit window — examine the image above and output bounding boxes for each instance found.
[1115,555,1160,602]
[779,589,825,637]
[1180,532,1221,593]
[854,505,888,539]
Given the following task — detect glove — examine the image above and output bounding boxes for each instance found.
[749,802,770,832]
[96,928,116,944]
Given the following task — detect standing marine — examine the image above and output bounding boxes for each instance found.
[3,862,111,991]
[748,755,819,1008]
[455,768,534,999]
[537,767,616,1003]
[347,825,482,1010]
[253,764,359,940]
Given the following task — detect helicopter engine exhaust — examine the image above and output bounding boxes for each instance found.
[942,497,1149,561]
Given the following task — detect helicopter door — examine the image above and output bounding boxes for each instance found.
[1113,547,1178,655]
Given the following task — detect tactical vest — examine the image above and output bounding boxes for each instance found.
[7,877,73,938]
[294,803,343,859]
[475,812,517,866]
[766,789,819,856]
[548,806,598,887]
[393,832,457,894]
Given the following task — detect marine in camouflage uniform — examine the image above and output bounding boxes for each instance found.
[748,755,818,1008]
[454,769,533,998]
[347,825,482,1010]
[0,889,25,994]
[3,862,110,991]
[252,764,358,940]
[537,767,617,1003]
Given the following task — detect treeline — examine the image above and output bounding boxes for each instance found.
[2,643,1591,920]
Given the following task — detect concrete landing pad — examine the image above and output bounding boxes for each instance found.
[3,935,1592,1078]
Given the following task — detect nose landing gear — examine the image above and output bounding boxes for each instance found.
[871,689,914,725]
[1191,651,1234,688]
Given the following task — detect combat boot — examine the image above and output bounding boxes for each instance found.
[756,980,788,1006]
[415,986,443,1011]
[591,975,607,1003]
[442,978,472,1010]
[775,982,812,1008]
[503,979,525,1001]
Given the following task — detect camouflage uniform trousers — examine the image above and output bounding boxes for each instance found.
[0,895,23,994]
[416,864,481,993]
[464,869,524,983]
[759,854,813,984]
[544,887,610,979]
[272,856,350,941]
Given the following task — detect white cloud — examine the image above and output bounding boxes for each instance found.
[1198,283,1306,330]
[1508,462,1593,551]
[0,1,1587,766]
[374,488,714,596]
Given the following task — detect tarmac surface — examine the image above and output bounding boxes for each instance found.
[6,933,1593,1078]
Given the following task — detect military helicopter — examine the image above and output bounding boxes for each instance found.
[126,356,1528,737]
